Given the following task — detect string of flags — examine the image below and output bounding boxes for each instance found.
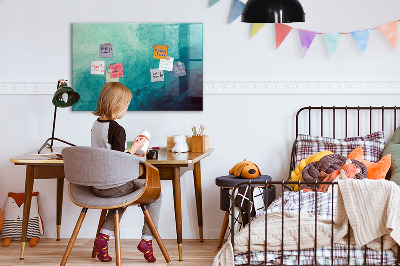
[209,0,399,58]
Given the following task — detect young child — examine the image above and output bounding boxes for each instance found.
[91,82,162,263]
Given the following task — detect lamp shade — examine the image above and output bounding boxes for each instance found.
[52,84,80,108]
[241,0,305,23]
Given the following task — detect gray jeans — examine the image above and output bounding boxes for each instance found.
[92,180,162,240]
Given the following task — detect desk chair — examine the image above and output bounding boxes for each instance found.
[60,146,171,265]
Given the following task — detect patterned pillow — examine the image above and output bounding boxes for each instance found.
[294,131,385,166]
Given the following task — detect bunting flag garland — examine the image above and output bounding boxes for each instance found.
[209,0,220,8]
[351,29,370,55]
[251,23,266,38]
[209,5,400,57]
[298,29,317,58]
[229,0,245,24]
[323,33,341,58]
[275,23,293,49]
[378,21,398,50]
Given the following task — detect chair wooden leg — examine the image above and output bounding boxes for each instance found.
[60,208,88,266]
[141,205,171,263]
[114,210,121,266]
[217,211,230,248]
[91,209,108,258]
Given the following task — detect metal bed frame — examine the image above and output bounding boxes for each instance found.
[230,106,400,266]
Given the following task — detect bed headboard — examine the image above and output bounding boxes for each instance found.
[290,106,400,179]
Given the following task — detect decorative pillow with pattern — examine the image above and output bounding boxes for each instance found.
[294,131,385,167]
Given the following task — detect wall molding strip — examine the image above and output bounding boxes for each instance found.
[0,81,399,95]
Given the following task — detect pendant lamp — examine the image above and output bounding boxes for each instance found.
[241,0,305,23]
[38,79,80,154]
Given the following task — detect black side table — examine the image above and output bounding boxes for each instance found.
[215,175,275,248]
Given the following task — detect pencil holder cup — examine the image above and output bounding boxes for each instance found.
[191,135,209,153]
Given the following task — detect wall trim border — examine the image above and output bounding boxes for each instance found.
[1,81,400,95]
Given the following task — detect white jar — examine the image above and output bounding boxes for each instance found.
[135,129,150,154]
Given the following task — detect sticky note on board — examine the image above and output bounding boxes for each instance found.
[159,57,174,71]
[106,72,119,82]
[109,63,124,78]
[173,63,186,77]
[150,69,164,82]
[91,61,105,75]
[100,44,113,58]
[153,45,169,59]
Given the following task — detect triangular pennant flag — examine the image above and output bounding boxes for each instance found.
[351,29,370,55]
[275,23,293,49]
[298,29,317,58]
[251,23,266,38]
[209,0,220,7]
[323,33,341,58]
[229,0,245,24]
[378,21,398,50]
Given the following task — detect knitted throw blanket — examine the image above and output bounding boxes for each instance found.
[213,211,340,266]
[335,178,400,251]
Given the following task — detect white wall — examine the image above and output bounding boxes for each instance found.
[1,0,400,240]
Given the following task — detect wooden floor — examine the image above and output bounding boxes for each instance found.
[0,239,221,265]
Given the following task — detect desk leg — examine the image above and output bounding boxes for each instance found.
[56,178,64,241]
[172,167,183,261]
[193,161,203,242]
[20,165,35,259]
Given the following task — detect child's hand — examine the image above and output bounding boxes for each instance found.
[129,137,147,155]
[134,148,149,157]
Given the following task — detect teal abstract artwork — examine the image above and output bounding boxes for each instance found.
[72,23,203,111]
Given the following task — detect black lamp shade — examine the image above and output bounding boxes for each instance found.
[52,84,80,108]
[241,0,305,23]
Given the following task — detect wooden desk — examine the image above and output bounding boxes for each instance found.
[10,147,213,261]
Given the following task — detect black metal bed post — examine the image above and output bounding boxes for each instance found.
[333,106,336,138]
[230,185,235,253]
[314,180,318,266]
[380,236,384,265]
[347,220,350,265]
[298,180,301,266]
[247,180,252,264]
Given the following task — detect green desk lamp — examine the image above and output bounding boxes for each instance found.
[38,79,80,154]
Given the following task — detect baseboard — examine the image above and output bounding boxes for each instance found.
[1,81,400,94]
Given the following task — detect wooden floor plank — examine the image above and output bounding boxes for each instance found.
[0,239,222,265]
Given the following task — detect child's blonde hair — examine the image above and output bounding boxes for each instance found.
[93,82,133,120]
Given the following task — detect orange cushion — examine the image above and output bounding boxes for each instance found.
[347,146,391,180]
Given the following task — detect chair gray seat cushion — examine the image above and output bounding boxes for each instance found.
[69,180,145,208]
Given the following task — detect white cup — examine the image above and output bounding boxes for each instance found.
[135,129,150,154]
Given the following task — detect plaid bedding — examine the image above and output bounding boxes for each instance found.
[294,131,385,166]
[234,191,397,265]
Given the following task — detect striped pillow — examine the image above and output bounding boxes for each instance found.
[294,131,385,166]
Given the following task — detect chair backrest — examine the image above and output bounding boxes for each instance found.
[62,146,145,188]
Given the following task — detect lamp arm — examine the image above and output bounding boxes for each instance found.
[50,105,57,148]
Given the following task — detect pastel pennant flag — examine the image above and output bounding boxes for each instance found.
[323,33,341,58]
[351,29,370,55]
[378,21,398,50]
[275,23,293,49]
[209,0,220,7]
[251,23,266,38]
[298,29,317,58]
[229,0,245,24]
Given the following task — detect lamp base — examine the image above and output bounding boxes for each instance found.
[38,137,76,154]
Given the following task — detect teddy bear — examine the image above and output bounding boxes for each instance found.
[1,192,44,247]
[172,135,189,153]
[229,159,261,179]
